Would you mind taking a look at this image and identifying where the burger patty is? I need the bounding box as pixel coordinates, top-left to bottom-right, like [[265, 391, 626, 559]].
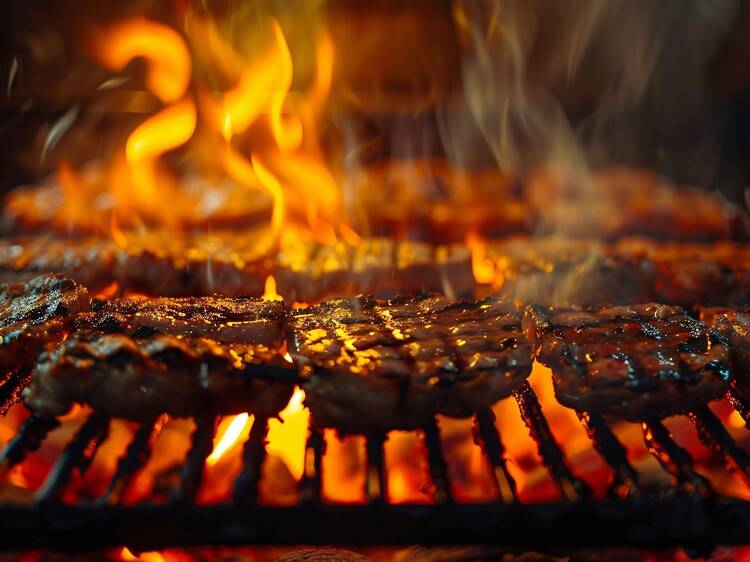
[[523, 303, 731, 420], [23, 296, 293, 421], [486, 236, 654, 306], [0, 274, 90, 373], [700, 307, 750, 399], [289, 294, 532, 433]]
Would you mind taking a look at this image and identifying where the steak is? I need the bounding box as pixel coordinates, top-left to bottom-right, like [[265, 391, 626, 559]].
[[614, 238, 750, 307], [523, 303, 731, 420], [275, 238, 475, 303], [0, 236, 116, 292], [528, 167, 750, 241], [289, 294, 532, 433], [700, 307, 750, 400], [486, 236, 654, 306], [23, 296, 293, 421], [0, 274, 90, 374]]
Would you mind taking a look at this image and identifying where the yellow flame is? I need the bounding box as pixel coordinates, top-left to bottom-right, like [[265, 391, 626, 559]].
[[126, 98, 197, 165], [262, 275, 282, 301], [266, 387, 308, 480], [467, 233, 496, 285], [120, 548, 167, 562], [88, 18, 191, 103], [206, 413, 253, 466]]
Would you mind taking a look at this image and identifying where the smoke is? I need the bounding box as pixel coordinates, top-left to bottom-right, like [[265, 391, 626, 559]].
[[442, 0, 740, 188]]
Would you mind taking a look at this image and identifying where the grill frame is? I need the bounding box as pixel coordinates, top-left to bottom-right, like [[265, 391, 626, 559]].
[[0, 372, 749, 553]]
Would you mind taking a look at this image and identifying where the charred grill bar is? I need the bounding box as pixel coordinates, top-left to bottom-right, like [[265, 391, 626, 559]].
[[0, 373, 749, 551]]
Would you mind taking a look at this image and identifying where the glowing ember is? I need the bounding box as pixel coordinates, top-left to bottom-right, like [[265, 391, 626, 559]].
[[206, 414, 253, 467]]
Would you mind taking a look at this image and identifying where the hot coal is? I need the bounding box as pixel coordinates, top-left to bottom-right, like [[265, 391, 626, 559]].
[[524, 303, 732, 421]]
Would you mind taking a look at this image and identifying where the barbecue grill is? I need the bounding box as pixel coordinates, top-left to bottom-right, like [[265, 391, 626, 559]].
[[3, 1, 750, 560], [1, 368, 749, 555]]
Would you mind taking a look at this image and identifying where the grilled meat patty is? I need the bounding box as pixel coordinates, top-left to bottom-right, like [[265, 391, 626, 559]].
[[275, 238, 474, 303], [24, 297, 293, 421], [485, 236, 654, 306], [614, 238, 750, 307], [289, 294, 532, 433], [0, 237, 116, 292], [700, 307, 750, 399], [0, 274, 89, 373], [523, 303, 731, 420]]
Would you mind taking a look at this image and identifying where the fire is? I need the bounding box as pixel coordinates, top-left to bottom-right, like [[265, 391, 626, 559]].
[[206, 413, 253, 467], [120, 547, 167, 562], [88, 19, 191, 104], [266, 387, 309, 480], [55, 10, 351, 251], [262, 275, 283, 301]]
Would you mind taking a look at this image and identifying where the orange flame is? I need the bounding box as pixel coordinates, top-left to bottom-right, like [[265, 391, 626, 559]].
[[262, 275, 283, 301], [266, 387, 308, 480], [206, 414, 253, 467], [88, 18, 191, 104]]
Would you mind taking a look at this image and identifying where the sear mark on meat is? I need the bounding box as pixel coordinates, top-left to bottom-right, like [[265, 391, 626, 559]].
[[23, 296, 292, 422], [523, 303, 731, 421], [0, 274, 89, 373], [700, 306, 750, 401], [289, 294, 532, 434]]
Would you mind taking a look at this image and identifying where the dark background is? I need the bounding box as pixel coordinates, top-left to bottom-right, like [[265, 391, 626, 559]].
[[0, 0, 749, 204]]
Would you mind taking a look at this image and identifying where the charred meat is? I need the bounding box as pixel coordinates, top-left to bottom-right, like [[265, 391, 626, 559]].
[[275, 238, 474, 303], [24, 296, 293, 421], [0, 237, 116, 292], [289, 294, 532, 433], [0, 274, 90, 373], [700, 307, 750, 399], [486, 236, 654, 306], [614, 238, 750, 307], [527, 167, 750, 241], [523, 303, 731, 420]]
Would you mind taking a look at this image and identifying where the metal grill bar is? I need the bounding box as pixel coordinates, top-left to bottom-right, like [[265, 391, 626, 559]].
[[642, 420, 713, 496], [689, 407, 750, 483], [472, 410, 516, 503], [300, 426, 324, 502], [576, 412, 640, 498], [233, 417, 269, 504], [35, 413, 110, 503], [422, 418, 453, 503], [365, 432, 386, 502], [0, 413, 59, 469], [512, 382, 591, 501], [171, 417, 216, 504], [99, 416, 167, 505], [727, 389, 750, 427], [0, 370, 31, 417]]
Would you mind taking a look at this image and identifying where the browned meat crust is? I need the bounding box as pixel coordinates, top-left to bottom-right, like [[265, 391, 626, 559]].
[[23, 296, 292, 421], [614, 238, 750, 307], [485, 236, 654, 306], [0, 237, 116, 292], [290, 294, 532, 433], [527, 167, 750, 241], [84, 296, 286, 346], [275, 238, 474, 303], [700, 307, 750, 399], [0, 275, 90, 372], [524, 303, 731, 421]]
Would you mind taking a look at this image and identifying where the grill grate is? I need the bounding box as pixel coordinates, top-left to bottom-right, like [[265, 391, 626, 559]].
[[0, 372, 750, 552]]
